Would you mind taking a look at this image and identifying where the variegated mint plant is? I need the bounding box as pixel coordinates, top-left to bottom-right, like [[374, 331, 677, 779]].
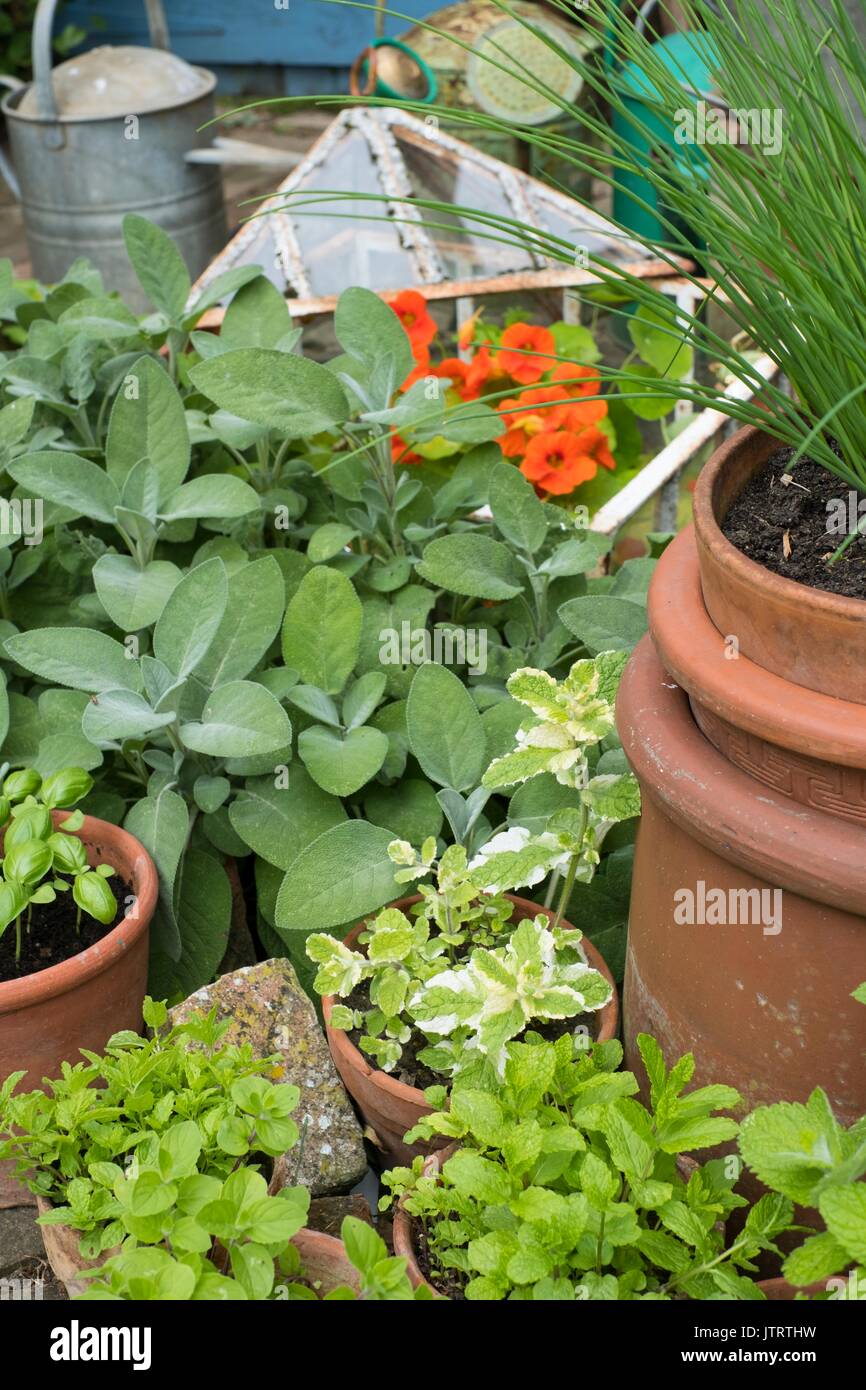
[[409, 914, 612, 1080], [306, 840, 610, 1085], [479, 651, 640, 927]]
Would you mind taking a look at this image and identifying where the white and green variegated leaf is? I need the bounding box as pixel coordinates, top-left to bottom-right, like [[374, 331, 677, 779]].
[[365, 909, 416, 964], [306, 933, 367, 997]]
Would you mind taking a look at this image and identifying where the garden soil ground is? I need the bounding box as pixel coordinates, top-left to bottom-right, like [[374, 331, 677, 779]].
[[722, 446, 866, 599]]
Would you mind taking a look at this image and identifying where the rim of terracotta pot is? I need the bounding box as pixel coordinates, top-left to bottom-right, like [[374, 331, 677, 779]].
[[392, 1149, 445, 1294], [291, 1228, 361, 1296], [649, 526, 866, 768], [0, 811, 157, 1017], [322, 893, 620, 1109], [692, 425, 866, 702], [618, 635, 866, 916]]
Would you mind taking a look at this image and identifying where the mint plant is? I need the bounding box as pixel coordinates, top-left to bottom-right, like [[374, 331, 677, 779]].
[[481, 651, 640, 927], [0, 998, 300, 1257], [79, 1212, 428, 1302], [0, 765, 115, 963], [308, 840, 612, 1084], [382, 1034, 794, 1301]]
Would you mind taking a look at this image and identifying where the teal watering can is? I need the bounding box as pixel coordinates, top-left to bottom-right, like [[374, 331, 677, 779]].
[[606, 1, 718, 245]]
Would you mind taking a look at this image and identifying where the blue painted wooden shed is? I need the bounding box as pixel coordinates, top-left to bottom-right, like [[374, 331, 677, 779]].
[[60, 0, 436, 94]]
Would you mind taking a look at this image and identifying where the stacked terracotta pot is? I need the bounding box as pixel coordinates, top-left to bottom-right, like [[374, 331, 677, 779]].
[[618, 426, 866, 1124]]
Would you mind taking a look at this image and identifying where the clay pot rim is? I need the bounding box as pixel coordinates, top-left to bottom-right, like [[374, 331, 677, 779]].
[[617, 636, 866, 915], [0, 812, 158, 1016], [322, 892, 620, 1109], [649, 527, 866, 767], [693, 424, 866, 623]]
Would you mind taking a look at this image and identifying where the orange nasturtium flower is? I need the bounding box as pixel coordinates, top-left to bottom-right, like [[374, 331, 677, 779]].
[[390, 289, 437, 352], [496, 322, 556, 385], [550, 361, 602, 395], [391, 432, 421, 465], [431, 357, 473, 400], [497, 386, 571, 457], [458, 306, 484, 350], [520, 426, 616, 496]]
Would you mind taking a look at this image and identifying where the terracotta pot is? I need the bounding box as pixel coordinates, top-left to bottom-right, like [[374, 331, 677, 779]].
[[35, 1195, 120, 1297], [618, 428, 866, 1135], [692, 424, 866, 703], [34, 1203, 360, 1300], [323, 894, 620, 1164], [290, 1228, 361, 1297], [619, 635, 866, 1128], [0, 813, 157, 1207], [757, 1277, 829, 1301], [392, 1149, 444, 1294]]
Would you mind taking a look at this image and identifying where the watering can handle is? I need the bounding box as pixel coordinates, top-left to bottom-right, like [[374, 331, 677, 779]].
[[32, 0, 171, 121], [0, 74, 24, 199]]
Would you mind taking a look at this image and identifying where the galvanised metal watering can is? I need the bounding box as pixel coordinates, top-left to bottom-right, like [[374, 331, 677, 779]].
[[0, 0, 229, 305]]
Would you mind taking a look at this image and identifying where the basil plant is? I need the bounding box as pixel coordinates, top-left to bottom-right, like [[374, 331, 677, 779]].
[[0, 765, 115, 963]]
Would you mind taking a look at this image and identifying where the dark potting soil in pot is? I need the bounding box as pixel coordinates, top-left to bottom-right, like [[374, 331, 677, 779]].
[[721, 446, 866, 599], [0, 883, 123, 983], [344, 980, 599, 1091], [415, 1222, 467, 1301]]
